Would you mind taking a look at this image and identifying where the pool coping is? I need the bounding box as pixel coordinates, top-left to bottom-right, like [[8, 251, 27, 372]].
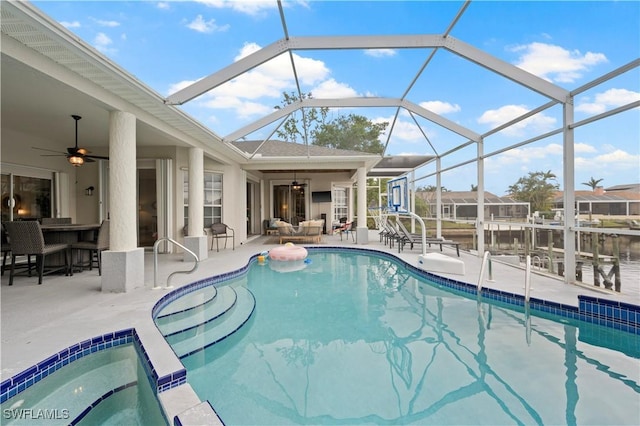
[[2, 246, 638, 425]]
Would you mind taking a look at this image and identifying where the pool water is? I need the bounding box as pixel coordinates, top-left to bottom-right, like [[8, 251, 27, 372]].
[[176, 251, 639, 425], [0, 344, 166, 426]]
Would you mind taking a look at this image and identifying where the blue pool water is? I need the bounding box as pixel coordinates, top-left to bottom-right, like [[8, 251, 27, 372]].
[[169, 251, 639, 425], [0, 344, 166, 425]]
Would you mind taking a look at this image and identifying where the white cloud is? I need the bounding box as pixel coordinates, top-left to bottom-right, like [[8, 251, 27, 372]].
[[365, 49, 397, 58], [373, 115, 435, 142], [419, 100, 461, 115], [574, 143, 597, 153], [311, 79, 358, 98], [61, 21, 81, 29], [93, 32, 116, 55], [576, 88, 640, 114], [94, 19, 120, 28], [235, 43, 329, 86], [510, 42, 607, 83], [202, 96, 273, 118], [477, 104, 556, 136], [186, 15, 230, 33], [194, 0, 279, 16], [575, 149, 640, 171], [157, 2, 170, 10]]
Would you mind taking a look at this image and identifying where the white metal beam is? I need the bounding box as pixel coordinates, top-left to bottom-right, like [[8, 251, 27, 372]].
[[223, 102, 298, 142], [443, 36, 569, 102], [224, 97, 482, 143], [166, 39, 290, 105], [166, 35, 446, 105], [402, 99, 481, 141]]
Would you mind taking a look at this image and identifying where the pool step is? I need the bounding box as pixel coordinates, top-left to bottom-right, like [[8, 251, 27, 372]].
[[170, 286, 255, 359], [1, 345, 137, 426], [156, 286, 217, 319], [156, 286, 237, 337]]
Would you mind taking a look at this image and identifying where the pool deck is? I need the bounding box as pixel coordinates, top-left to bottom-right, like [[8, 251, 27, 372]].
[[2, 230, 638, 419]]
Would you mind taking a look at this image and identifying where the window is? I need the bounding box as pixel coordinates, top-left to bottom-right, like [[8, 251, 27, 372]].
[[183, 171, 223, 228], [2, 173, 52, 222], [333, 187, 347, 222]]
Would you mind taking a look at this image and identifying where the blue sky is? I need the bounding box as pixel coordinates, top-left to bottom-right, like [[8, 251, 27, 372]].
[[34, 0, 640, 195]]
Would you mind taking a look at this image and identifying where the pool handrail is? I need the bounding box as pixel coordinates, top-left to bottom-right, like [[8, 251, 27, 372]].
[[153, 237, 199, 289], [478, 251, 533, 303]]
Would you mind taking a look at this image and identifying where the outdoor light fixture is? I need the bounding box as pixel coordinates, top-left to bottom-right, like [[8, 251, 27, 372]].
[[85, 186, 94, 196]]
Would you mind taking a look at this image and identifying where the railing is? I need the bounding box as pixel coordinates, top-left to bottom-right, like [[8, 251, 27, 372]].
[[478, 251, 533, 302], [398, 211, 427, 256], [477, 251, 493, 292], [152, 238, 199, 290]]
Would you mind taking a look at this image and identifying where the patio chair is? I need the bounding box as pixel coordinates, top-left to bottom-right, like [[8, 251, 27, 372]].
[[3, 220, 70, 285], [70, 220, 109, 275], [381, 220, 402, 248], [395, 219, 425, 252], [340, 220, 356, 242], [210, 223, 234, 251], [2, 224, 13, 276]]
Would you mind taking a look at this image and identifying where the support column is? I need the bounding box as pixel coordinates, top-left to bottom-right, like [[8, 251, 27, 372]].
[[102, 111, 144, 293], [436, 157, 442, 239], [563, 98, 576, 283], [184, 147, 208, 261], [356, 166, 368, 244], [477, 137, 485, 255]]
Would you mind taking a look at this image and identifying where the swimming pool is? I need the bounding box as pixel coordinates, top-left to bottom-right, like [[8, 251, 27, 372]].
[[160, 249, 640, 425], [0, 333, 169, 426]]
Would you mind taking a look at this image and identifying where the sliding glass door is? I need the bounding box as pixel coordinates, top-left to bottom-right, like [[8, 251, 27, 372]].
[[273, 184, 306, 225], [1, 173, 52, 222]]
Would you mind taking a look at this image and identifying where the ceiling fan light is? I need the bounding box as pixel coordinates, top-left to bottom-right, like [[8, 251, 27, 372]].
[[68, 155, 84, 166]]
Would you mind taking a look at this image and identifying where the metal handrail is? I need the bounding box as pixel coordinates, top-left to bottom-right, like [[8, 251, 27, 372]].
[[478, 251, 533, 302], [152, 238, 199, 290], [477, 251, 493, 292], [524, 254, 532, 302]]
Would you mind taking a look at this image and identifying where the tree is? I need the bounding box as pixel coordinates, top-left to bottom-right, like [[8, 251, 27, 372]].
[[416, 185, 449, 192], [508, 170, 559, 212], [274, 92, 328, 143], [582, 177, 603, 191], [313, 114, 387, 154], [274, 92, 387, 154]]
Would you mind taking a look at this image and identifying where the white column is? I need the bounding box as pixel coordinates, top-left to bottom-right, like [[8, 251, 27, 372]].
[[563, 98, 576, 283], [356, 166, 368, 244], [436, 157, 442, 239], [102, 111, 144, 292], [477, 137, 485, 255], [184, 147, 208, 261]]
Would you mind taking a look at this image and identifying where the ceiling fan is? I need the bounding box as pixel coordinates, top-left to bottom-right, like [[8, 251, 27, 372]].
[[33, 115, 108, 167], [291, 171, 307, 190]]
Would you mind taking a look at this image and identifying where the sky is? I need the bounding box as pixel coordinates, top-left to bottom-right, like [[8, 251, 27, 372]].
[[33, 0, 640, 195]]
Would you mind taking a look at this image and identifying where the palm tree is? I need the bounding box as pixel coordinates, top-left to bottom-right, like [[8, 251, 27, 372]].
[[582, 177, 603, 191]]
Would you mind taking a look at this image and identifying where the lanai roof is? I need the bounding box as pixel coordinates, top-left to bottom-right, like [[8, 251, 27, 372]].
[[1, 1, 638, 185]]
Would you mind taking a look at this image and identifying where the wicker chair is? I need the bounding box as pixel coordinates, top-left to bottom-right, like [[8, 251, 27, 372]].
[[210, 223, 234, 251], [70, 220, 109, 275], [3, 221, 70, 285]]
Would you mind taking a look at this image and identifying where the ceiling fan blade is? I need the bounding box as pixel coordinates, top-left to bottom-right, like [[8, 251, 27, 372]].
[[40, 154, 67, 157], [33, 146, 66, 154], [85, 155, 108, 160], [84, 157, 96, 163]]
